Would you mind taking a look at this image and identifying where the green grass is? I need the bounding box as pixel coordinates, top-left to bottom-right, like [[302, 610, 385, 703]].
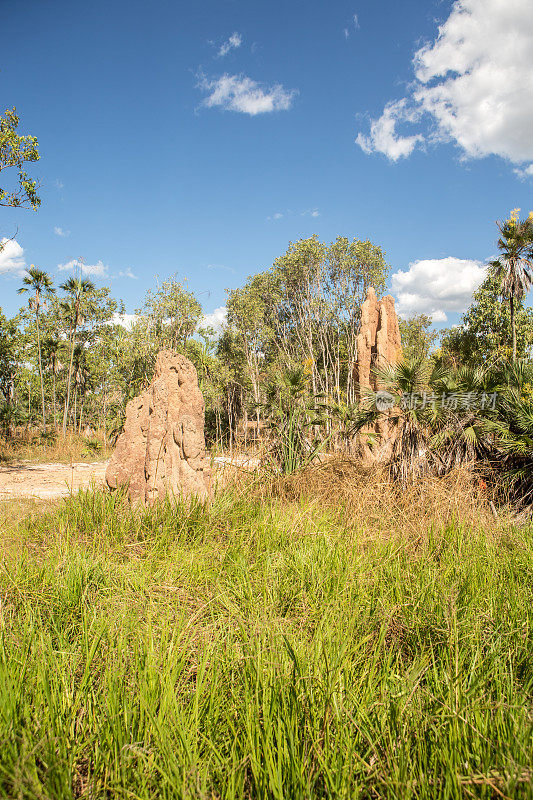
[[0, 487, 532, 798]]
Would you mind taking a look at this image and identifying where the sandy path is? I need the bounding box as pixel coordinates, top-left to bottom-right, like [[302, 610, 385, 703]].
[[0, 454, 261, 502], [0, 461, 109, 500]]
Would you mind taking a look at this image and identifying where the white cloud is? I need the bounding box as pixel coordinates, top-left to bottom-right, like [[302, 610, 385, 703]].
[[356, 100, 424, 161], [356, 0, 533, 169], [58, 258, 108, 277], [198, 73, 296, 115], [268, 208, 320, 220], [344, 14, 360, 38], [53, 179, 64, 189], [514, 164, 533, 180], [199, 306, 227, 333], [0, 238, 26, 276], [217, 32, 242, 57], [391, 256, 487, 321], [54, 226, 70, 237], [118, 267, 138, 279]]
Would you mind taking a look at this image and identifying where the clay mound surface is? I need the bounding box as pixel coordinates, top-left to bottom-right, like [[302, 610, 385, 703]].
[[106, 351, 212, 503], [354, 287, 403, 461]]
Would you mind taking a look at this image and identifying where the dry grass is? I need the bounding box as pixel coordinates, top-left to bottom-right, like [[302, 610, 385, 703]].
[[247, 457, 504, 541], [0, 429, 109, 465]]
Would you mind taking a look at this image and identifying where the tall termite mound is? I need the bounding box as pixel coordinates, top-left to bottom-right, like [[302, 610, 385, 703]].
[[354, 287, 402, 457], [106, 351, 212, 503]]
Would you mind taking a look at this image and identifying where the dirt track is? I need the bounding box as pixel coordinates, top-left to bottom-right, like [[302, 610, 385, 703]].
[[0, 456, 260, 501], [0, 461, 109, 500]]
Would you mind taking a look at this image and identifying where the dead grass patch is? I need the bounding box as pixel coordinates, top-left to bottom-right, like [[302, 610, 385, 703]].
[[243, 458, 504, 541]]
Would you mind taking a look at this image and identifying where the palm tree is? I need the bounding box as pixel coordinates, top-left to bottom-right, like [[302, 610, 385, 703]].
[[42, 336, 61, 430], [17, 266, 55, 428], [481, 358, 533, 501], [59, 276, 95, 435], [368, 358, 436, 482], [490, 210, 533, 362], [71, 341, 91, 432]]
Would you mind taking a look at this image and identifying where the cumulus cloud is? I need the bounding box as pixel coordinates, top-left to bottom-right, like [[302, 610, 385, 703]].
[[199, 306, 227, 333], [217, 32, 242, 57], [356, 0, 533, 169], [58, 258, 108, 277], [356, 100, 424, 161], [0, 238, 26, 276], [54, 226, 70, 237], [198, 72, 296, 115], [391, 256, 487, 321]]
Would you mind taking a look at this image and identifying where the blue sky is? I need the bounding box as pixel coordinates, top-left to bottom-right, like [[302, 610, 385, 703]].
[[1, 0, 532, 328]]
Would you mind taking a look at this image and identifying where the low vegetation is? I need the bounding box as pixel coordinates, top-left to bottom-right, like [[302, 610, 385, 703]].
[[0, 470, 532, 799]]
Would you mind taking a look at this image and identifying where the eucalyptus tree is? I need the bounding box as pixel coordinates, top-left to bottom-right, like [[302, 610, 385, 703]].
[[17, 266, 55, 427], [442, 269, 533, 366], [0, 310, 19, 416], [226, 272, 273, 433], [399, 314, 438, 363], [0, 107, 40, 212], [490, 209, 533, 361], [271, 236, 326, 395], [223, 235, 390, 440], [326, 236, 389, 402], [59, 276, 96, 434], [141, 276, 202, 351], [270, 235, 389, 403]]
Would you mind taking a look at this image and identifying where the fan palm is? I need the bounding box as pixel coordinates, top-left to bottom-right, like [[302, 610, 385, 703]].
[[490, 211, 533, 361], [17, 266, 55, 427], [484, 359, 533, 500], [59, 276, 95, 435], [429, 362, 498, 472], [263, 367, 332, 474], [368, 358, 500, 481], [366, 358, 437, 481]]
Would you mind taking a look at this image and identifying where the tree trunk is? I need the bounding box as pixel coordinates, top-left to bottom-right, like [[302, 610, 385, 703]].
[[52, 369, 57, 430], [62, 322, 77, 435], [510, 294, 516, 362], [36, 311, 46, 429]]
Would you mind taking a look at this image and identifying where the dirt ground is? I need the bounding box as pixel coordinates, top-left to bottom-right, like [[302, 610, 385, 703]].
[[0, 461, 109, 501], [0, 455, 260, 501]]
